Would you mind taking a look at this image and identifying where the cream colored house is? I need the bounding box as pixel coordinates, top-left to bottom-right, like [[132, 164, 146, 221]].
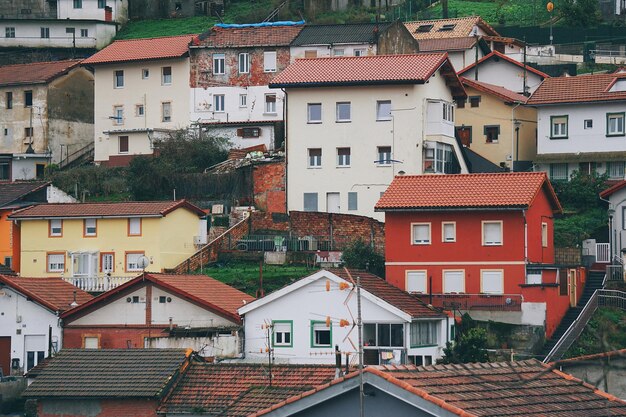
[[270, 54, 467, 221], [82, 35, 195, 166], [455, 77, 537, 171]]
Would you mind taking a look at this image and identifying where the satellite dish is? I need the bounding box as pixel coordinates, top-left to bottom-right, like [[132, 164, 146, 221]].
[[137, 256, 150, 270]]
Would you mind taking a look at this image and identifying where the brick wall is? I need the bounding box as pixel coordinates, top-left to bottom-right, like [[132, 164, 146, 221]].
[[252, 162, 286, 213], [63, 326, 169, 349], [37, 398, 159, 417]]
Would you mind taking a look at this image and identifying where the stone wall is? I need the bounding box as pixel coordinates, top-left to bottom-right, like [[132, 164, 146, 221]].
[[252, 161, 285, 213]]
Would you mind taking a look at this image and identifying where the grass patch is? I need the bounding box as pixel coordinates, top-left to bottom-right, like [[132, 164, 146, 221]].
[[563, 307, 626, 359], [116, 16, 218, 39], [424, 0, 551, 26]]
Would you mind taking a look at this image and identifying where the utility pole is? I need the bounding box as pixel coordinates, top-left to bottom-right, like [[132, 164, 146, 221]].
[[357, 275, 364, 417]]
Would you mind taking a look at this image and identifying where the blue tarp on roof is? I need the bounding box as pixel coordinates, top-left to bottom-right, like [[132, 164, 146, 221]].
[[214, 20, 305, 29]]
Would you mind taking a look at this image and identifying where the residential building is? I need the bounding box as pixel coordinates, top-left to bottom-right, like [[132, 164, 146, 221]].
[[61, 273, 254, 357], [23, 348, 192, 417], [527, 73, 626, 182], [290, 22, 391, 61], [0, 0, 125, 49], [0, 275, 92, 375], [0, 181, 75, 273], [455, 77, 537, 171], [188, 22, 304, 151], [129, 0, 224, 20], [0, 60, 94, 165], [375, 172, 580, 339], [239, 269, 451, 366], [8, 200, 207, 285], [83, 35, 195, 166], [458, 51, 549, 95], [599, 180, 626, 263], [270, 54, 467, 220]]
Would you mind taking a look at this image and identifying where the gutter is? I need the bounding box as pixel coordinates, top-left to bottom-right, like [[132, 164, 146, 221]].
[[375, 206, 528, 213]]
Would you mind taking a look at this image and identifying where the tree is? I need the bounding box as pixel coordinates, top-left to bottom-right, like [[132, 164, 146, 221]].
[[559, 0, 601, 27], [341, 238, 385, 277], [440, 327, 490, 364]]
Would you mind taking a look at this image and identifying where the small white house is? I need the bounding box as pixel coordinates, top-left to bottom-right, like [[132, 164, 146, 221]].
[[238, 269, 451, 366], [0, 275, 92, 376]]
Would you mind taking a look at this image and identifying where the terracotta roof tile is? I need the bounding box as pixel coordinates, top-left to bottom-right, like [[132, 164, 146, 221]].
[[375, 172, 562, 212], [458, 51, 549, 79], [291, 22, 392, 46], [0, 275, 92, 312], [404, 16, 499, 40], [159, 363, 337, 415], [9, 199, 205, 219], [0, 181, 49, 207], [527, 73, 626, 105], [600, 180, 626, 198], [81, 35, 195, 65], [0, 60, 82, 86], [461, 77, 528, 103], [270, 53, 449, 87], [193, 24, 303, 48], [417, 37, 477, 51]]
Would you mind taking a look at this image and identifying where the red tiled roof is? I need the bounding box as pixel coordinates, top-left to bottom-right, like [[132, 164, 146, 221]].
[[159, 363, 338, 415], [327, 269, 444, 318], [254, 360, 626, 417], [81, 35, 195, 65], [375, 172, 562, 212], [461, 77, 527, 103], [404, 16, 499, 40], [193, 24, 303, 48], [0, 181, 49, 207], [527, 73, 626, 105], [9, 199, 205, 219], [0, 60, 82, 87], [270, 53, 450, 86], [482, 35, 525, 47], [600, 180, 626, 198], [417, 37, 477, 51], [458, 51, 549, 79], [0, 275, 92, 312], [62, 273, 254, 324]]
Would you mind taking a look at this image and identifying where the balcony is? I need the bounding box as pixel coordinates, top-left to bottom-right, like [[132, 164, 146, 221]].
[[413, 293, 524, 312], [64, 275, 134, 293]]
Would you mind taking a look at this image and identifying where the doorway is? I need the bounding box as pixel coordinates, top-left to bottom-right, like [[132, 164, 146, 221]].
[[326, 192, 340, 213]]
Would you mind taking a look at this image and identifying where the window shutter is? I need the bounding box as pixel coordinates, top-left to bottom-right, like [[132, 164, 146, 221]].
[[236, 128, 244, 137], [481, 271, 503, 294], [407, 271, 427, 293], [483, 222, 501, 244], [443, 271, 464, 293]]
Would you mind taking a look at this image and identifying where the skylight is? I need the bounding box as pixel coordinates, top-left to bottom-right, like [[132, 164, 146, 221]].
[[416, 24, 434, 32], [439, 24, 456, 31]]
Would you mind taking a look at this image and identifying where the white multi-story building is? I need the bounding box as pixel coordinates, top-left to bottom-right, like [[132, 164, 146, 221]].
[[270, 54, 468, 221]]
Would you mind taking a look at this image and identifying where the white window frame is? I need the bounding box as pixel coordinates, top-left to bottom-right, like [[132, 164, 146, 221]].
[[113, 106, 124, 125], [336, 102, 351, 122], [377, 146, 391, 165], [239, 94, 247, 108], [126, 252, 144, 272], [128, 217, 141, 236], [482, 221, 503, 246], [114, 70, 124, 88], [337, 147, 351, 167], [265, 94, 277, 114], [161, 66, 172, 85], [607, 113, 625, 136], [308, 148, 322, 168], [136, 104, 144, 117], [411, 223, 431, 245], [406, 270, 427, 293], [49, 219, 62, 236], [213, 94, 225, 113], [213, 53, 225, 75], [307, 103, 322, 123], [480, 270, 504, 294], [550, 115, 568, 138], [101, 253, 114, 273], [162, 102, 172, 122], [442, 222, 456, 243], [333, 48, 344, 56], [354, 49, 366, 56], [142, 68, 150, 79], [443, 270, 465, 293], [376, 100, 392, 121], [80, 28, 88, 38], [584, 119, 593, 129], [47, 253, 65, 272], [264, 51, 277, 72], [238, 53, 250, 74], [542, 222, 548, 247], [272, 321, 292, 347], [84, 218, 97, 236]]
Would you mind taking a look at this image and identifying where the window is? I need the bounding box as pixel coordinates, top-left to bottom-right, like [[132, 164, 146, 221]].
[[416, 24, 434, 32], [308, 148, 322, 167], [47, 253, 65, 272], [443, 102, 454, 122], [113, 105, 123, 125], [303, 193, 318, 212], [114, 70, 124, 88], [213, 54, 225, 74], [307, 103, 322, 123], [482, 221, 503, 246], [24, 90, 32, 107], [443, 270, 465, 293], [162, 102, 172, 122], [98, 0, 107, 8], [24, 127, 33, 138], [333, 49, 344, 56], [348, 192, 358, 211], [481, 270, 504, 294], [579, 162, 596, 175], [142, 69, 149, 79], [238, 53, 250, 73], [239, 94, 247, 107], [213, 94, 225, 112], [607, 162, 625, 179], [272, 321, 292, 347], [304, 50, 317, 58], [4, 256, 11, 269], [84, 219, 97, 237], [49, 219, 62, 237], [484, 125, 500, 143], [0, 161, 9, 180], [377, 146, 391, 165], [439, 23, 456, 31], [469, 96, 480, 108], [363, 323, 403, 347], [410, 321, 438, 347], [336, 102, 351, 122], [80, 29, 88, 38], [376, 100, 392, 121], [550, 163, 568, 181], [337, 147, 350, 167], [442, 222, 456, 242], [237, 127, 260, 138], [119, 136, 129, 153], [66, 27, 75, 35], [162, 66, 172, 85], [264, 51, 277, 72], [5, 27, 15, 38], [550, 115, 568, 138], [406, 271, 427, 293], [126, 252, 144, 272], [412, 223, 431, 245], [84, 337, 99, 349], [354, 49, 366, 56], [73, 0, 82, 8], [607, 112, 625, 136], [584, 119, 593, 129], [128, 217, 141, 236], [423, 142, 459, 174], [6, 92, 12, 109], [527, 268, 542, 285], [101, 253, 114, 273], [455, 98, 466, 108], [311, 321, 332, 347], [136, 104, 144, 117], [542, 222, 548, 247], [40, 27, 50, 38], [265, 94, 276, 114]]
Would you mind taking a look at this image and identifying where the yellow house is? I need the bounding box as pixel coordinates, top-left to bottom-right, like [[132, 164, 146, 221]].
[[9, 200, 207, 286], [455, 77, 538, 171]]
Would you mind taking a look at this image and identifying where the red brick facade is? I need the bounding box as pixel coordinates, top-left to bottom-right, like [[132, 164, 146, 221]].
[[37, 398, 159, 417], [252, 162, 285, 213], [63, 326, 169, 349]]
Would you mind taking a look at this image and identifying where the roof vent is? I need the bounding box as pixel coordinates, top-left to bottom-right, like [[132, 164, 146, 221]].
[[416, 24, 433, 32], [439, 24, 456, 31]]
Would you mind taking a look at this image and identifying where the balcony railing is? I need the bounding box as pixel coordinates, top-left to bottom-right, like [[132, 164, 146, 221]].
[[64, 275, 133, 292], [412, 293, 524, 312]]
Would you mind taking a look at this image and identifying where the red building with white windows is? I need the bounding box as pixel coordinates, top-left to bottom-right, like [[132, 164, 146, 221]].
[[376, 172, 583, 338]]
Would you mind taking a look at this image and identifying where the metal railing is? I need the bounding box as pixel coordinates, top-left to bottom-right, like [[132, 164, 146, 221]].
[[596, 243, 610, 263], [59, 141, 94, 169], [64, 275, 133, 292], [233, 234, 339, 252], [606, 265, 625, 282], [412, 293, 524, 312]]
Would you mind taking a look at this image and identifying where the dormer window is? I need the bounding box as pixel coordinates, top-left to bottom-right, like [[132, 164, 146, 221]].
[[439, 24, 456, 31], [416, 24, 433, 32]]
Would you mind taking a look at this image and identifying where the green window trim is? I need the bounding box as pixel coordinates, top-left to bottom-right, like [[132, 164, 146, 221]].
[[271, 320, 293, 348], [409, 343, 439, 348], [550, 115, 569, 139], [310, 320, 333, 348], [606, 112, 626, 137]]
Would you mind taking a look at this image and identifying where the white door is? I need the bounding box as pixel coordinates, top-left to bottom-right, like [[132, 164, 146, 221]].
[[327, 193, 340, 213]]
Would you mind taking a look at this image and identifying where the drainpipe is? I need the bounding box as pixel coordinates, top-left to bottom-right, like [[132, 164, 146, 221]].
[[599, 194, 614, 263], [282, 88, 288, 213], [523, 209, 528, 281], [511, 102, 521, 172]]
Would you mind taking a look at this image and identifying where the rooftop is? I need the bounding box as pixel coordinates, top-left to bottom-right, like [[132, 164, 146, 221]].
[[458, 51, 549, 79], [291, 22, 392, 46], [417, 37, 477, 52], [461, 77, 528, 103], [0, 275, 92, 313], [81, 35, 195, 65], [600, 180, 626, 199], [0, 60, 82, 87], [0, 181, 49, 208], [375, 172, 562, 212], [404, 16, 499, 40], [527, 73, 626, 105], [193, 23, 303, 48]]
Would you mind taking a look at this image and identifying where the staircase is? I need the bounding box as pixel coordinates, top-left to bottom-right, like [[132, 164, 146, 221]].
[[540, 270, 605, 358], [58, 142, 94, 170]]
